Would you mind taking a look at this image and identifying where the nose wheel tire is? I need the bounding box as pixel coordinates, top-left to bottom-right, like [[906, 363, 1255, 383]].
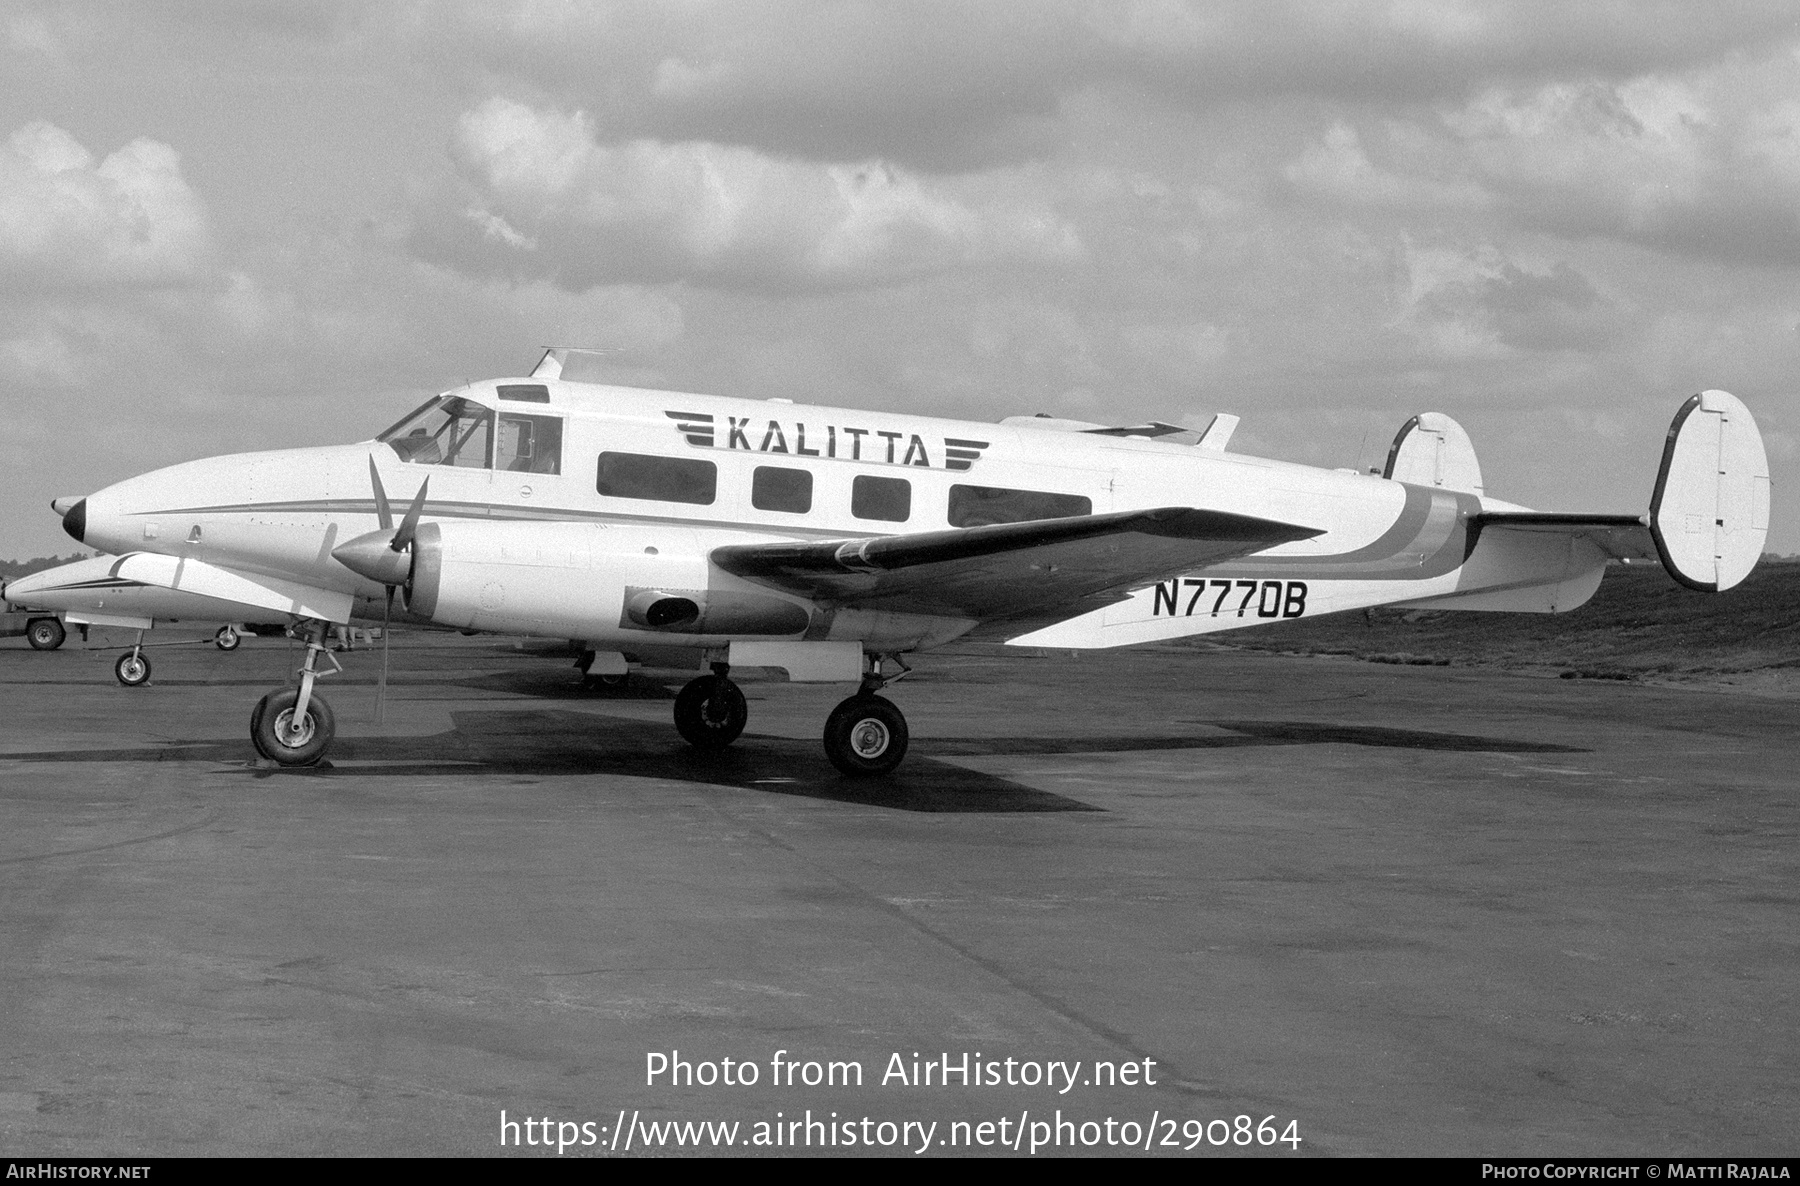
[[250, 688, 335, 766], [114, 652, 151, 687], [823, 694, 908, 776], [27, 618, 66, 650], [674, 675, 747, 750], [214, 626, 242, 651]]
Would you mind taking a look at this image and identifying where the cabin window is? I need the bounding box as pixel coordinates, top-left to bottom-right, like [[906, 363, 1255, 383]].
[[597, 452, 717, 505], [497, 384, 550, 403], [380, 395, 493, 468], [947, 484, 1091, 527], [497, 413, 563, 475], [752, 466, 813, 514], [851, 475, 911, 522]]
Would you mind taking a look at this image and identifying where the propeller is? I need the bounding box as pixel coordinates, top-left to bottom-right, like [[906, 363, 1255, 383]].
[[332, 457, 430, 726], [333, 459, 429, 590]]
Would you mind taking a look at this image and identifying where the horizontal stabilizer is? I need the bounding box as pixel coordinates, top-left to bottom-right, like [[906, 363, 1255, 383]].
[[1470, 511, 1658, 563], [712, 507, 1320, 620], [1466, 390, 1768, 593]]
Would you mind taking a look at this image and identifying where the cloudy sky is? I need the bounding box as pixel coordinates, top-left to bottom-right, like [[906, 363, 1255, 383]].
[[2, 0, 1797, 562]]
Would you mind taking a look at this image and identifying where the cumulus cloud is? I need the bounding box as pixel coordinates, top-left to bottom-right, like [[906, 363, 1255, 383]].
[[1090, 0, 1799, 103], [390, 0, 1798, 172], [1284, 122, 1491, 210], [0, 121, 211, 289], [1395, 241, 1628, 357], [414, 98, 1082, 292], [1446, 75, 1800, 262], [1280, 52, 1800, 267]]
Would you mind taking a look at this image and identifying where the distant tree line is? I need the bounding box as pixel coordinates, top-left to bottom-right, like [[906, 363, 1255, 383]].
[[0, 553, 95, 582]]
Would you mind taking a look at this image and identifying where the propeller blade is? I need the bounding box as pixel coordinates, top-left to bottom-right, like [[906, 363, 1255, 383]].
[[392, 476, 430, 554], [368, 457, 394, 532]]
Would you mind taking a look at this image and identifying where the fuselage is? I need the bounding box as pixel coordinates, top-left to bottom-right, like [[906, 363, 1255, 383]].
[[54, 375, 1557, 655]]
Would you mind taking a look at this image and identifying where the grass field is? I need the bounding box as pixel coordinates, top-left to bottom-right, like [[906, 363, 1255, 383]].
[[1209, 561, 1800, 688]]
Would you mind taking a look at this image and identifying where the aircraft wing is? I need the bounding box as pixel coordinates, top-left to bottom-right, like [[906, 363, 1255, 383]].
[[711, 507, 1321, 620], [1471, 512, 1659, 562], [10, 551, 357, 626]]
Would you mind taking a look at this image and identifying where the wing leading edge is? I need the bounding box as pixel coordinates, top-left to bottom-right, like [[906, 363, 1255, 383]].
[[711, 507, 1321, 620]]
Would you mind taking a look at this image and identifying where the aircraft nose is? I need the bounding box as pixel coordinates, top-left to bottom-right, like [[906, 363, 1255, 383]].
[[59, 498, 87, 543]]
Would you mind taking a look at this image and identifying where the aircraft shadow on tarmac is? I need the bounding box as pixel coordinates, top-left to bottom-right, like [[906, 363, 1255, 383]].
[[1, 709, 1586, 814]]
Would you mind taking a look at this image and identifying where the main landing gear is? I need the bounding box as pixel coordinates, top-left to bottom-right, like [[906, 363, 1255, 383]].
[[251, 620, 339, 767], [672, 654, 912, 777], [674, 662, 748, 749], [823, 690, 908, 777], [26, 617, 65, 650]]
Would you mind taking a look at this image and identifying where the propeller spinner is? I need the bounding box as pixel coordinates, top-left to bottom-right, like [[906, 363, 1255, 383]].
[[332, 458, 429, 591]]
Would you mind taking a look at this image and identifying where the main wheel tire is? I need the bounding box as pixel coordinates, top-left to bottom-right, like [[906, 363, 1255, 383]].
[[27, 618, 66, 650], [673, 675, 747, 750], [823, 694, 909, 776], [249, 695, 272, 760], [214, 626, 241, 651], [114, 652, 151, 687], [250, 688, 335, 767]]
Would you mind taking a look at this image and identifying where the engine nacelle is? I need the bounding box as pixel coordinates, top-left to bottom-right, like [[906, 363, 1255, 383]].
[[405, 520, 814, 642]]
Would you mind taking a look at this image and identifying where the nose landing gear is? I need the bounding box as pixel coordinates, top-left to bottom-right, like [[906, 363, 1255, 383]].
[[114, 636, 151, 687], [251, 620, 339, 766]]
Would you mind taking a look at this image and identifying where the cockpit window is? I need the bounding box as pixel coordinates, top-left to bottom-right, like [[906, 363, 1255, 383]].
[[497, 413, 563, 474], [380, 395, 494, 468]]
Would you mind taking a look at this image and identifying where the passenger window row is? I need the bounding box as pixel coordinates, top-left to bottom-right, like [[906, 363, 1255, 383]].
[[595, 452, 1092, 527]]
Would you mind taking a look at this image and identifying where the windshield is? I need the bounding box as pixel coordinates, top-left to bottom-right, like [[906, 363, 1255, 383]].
[[379, 395, 494, 468]]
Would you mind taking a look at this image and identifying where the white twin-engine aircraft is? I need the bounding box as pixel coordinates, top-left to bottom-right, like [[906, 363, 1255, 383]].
[[10, 349, 1770, 775]]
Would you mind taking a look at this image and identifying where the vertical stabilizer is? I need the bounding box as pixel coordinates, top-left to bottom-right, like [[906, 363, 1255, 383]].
[[1383, 413, 1485, 495], [1650, 390, 1769, 591], [529, 349, 565, 380]]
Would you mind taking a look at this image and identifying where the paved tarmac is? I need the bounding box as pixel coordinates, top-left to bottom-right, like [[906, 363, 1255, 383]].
[[1, 630, 1795, 1157]]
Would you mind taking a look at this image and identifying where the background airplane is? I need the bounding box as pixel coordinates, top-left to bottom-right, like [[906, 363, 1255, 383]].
[[8, 350, 1769, 774], [1, 552, 301, 683]]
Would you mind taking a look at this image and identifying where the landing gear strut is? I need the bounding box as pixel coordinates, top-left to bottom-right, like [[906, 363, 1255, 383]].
[[251, 620, 339, 766], [822, 654, 910, 777], [674, 661, 747, 750]]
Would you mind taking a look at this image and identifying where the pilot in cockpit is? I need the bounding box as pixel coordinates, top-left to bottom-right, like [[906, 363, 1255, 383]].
[[398, 427, 442, 465]]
